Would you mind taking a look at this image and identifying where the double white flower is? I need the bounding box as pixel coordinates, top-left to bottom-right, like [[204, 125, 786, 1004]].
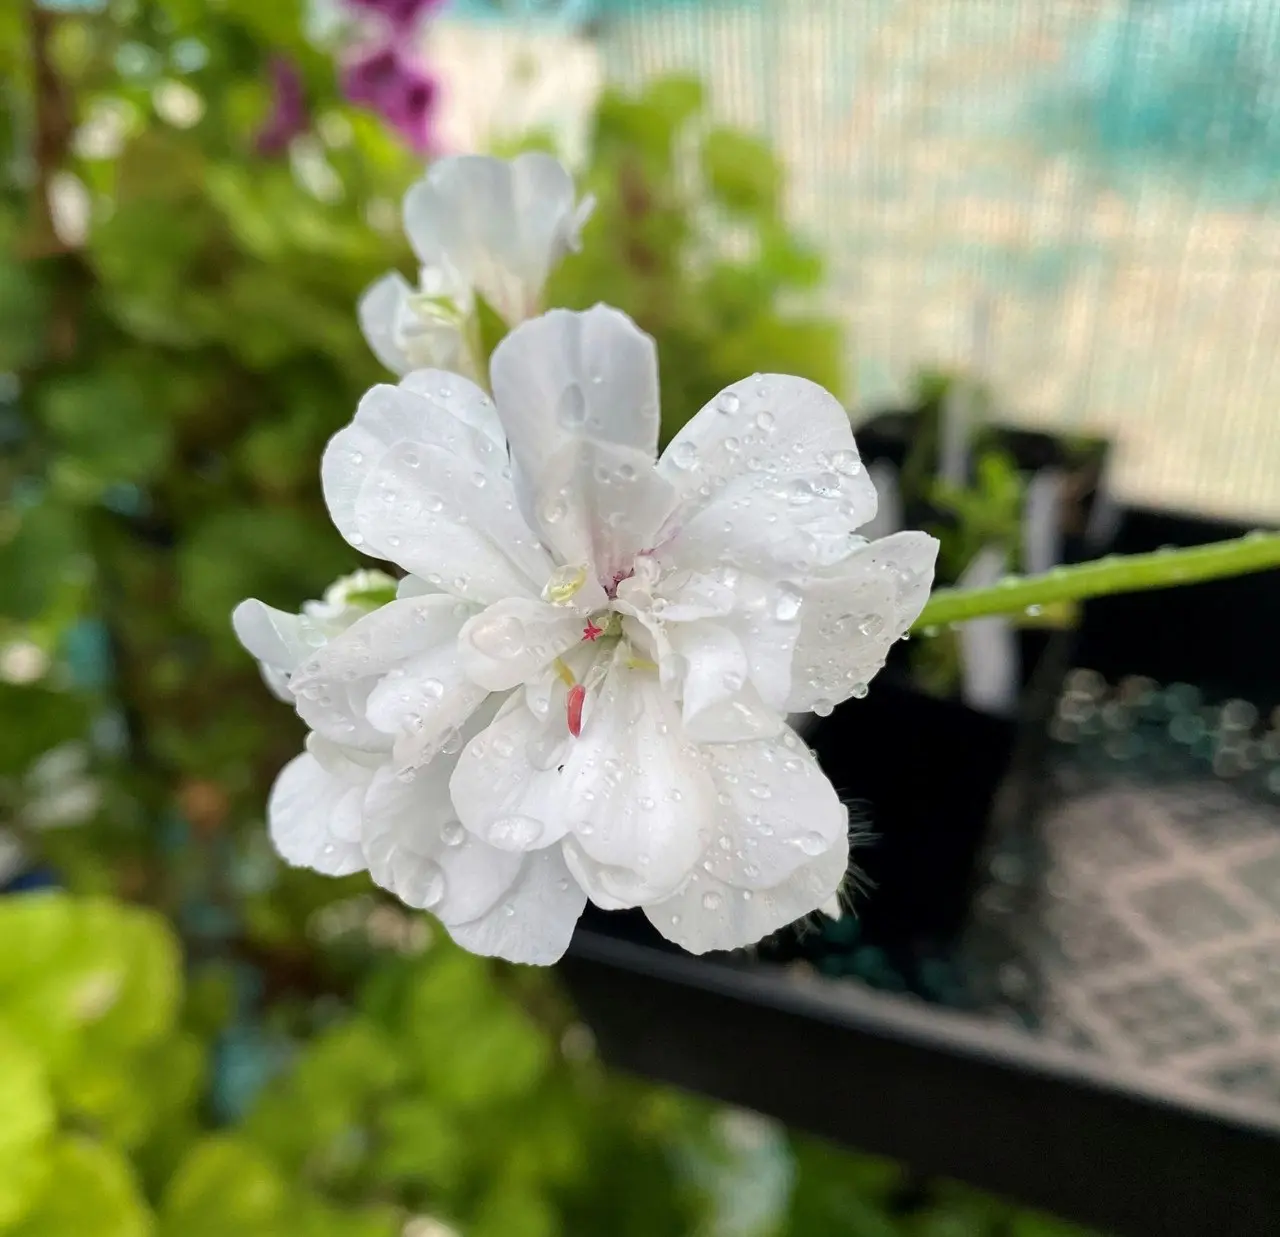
[[235, 156, 938, 965], [358, 152, 594, 383]]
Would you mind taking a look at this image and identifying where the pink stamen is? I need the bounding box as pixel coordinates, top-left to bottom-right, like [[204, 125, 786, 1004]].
[[567, 683, 586, 737], [582, 619, 604, 642]]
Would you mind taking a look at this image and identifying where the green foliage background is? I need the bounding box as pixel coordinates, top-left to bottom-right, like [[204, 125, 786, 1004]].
[[0, 2, 1097, 1235]]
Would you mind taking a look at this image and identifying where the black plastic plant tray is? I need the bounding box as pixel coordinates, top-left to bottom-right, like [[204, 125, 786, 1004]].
[[560, 930, 1280, 1237], [561, 504, 1280, 1237]]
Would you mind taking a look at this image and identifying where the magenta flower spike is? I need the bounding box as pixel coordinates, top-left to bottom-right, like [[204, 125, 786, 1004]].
[[341, 43, 439, 154], [256, 56, 309, 156]]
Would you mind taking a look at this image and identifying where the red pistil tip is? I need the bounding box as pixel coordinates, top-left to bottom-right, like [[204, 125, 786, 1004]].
[[582, 619, 604, 642], [567, 683, 586, 737]]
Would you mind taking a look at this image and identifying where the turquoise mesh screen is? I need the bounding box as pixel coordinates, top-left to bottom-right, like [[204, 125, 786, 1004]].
[[448, 1, 1280, 521]]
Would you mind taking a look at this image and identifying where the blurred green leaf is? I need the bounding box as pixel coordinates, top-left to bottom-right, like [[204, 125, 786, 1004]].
[[702, 128, 782, 217], [0, 1025, 55, 1230], [10, 1137, 152, 1237], [0, 503, 84, 623]]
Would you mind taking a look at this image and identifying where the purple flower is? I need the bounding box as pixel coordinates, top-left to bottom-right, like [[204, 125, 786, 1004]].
[[341, 44, 439, 154], [344, 0, 446, 35], [256, 56, 309, 156]]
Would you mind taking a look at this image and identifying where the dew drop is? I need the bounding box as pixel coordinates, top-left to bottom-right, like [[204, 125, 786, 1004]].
[[470, 613, 526, 659], [441, 820, 465, 847], [717, 391, 741, 415], [717, 835, 733, 851], [639, 796, 655, 811], [349, 450, 364, 464], [755, 410, 775, 432], [787, 478, 816, 505], [671, 441, 699, 471], [702, 890, 724, 911], [350, 533, 365, 546], [439, 727, 463, 755], [472, 471, 487, 488], [797, 831, 827, 856], [557, 384, 588, 429], [422, 678, 444, 700], [425, 494, 444, 514], [492, 733, 515, 758], [774, 583, 803, 622], [724, 436, 741, 455], [857, 613, 885, 637], [813, 698, 835, 717], [748, 783, 773, 800], [407, 862, 445, 909], [831, 448, 861, 475], [487, 815, 543, 849], [850, 681, 869, 700]]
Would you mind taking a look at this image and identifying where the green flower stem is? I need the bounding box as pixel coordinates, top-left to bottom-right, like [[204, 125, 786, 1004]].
[[913, 530, 1280, 631]]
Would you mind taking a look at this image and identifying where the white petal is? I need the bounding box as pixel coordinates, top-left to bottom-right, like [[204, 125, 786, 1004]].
[[403, 153, 581, 322], [232, 599, 320, 676], [290, 594, 479, 755], [357, 272, 416, 375], [528, 439, 675, 589], [321, 378, 508, 548], [397, 369, 505, 453], [445, 845, 587, 966], [352, 441, 554, 605], [666, 621, 784, 743], [450, 689, 575, 853], [363, 756, 522, 921], [785, 530, 939, 712], [700, 727, 848, 889], [645, 830, 850, 955], [451, 659, 711, 905], [490, 307, 662, 552], [266, 742, 371, 876], [457, 598, 583, 692], [656, 375, 877, 578]]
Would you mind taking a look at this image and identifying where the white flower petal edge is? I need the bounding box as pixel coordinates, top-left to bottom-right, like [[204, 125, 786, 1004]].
[[359, 153, 593, 378], [239, 305, 939, 965]]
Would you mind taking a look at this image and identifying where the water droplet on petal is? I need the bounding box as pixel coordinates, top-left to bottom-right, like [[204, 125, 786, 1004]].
[[850, 681, 869, 700], [724, 436, 741, 455], [487, 815, 543, 849], [755, 410, 775, 432], [813, 698, 835, 717], [748, 783, 772, 800], [671, 441, 698, 471], [350, 533, 365, 546], [492, 733, 515, 759], [470, 613, 526, 659], [557, 384, 588, 429], [406, 861, 445, 908], [702, 890, 724, 911], [857, 613, 885, 637], [425, 494, 444, 513], [831, 448, 861, 475], [797, 831, 827, 856], [441, 821, 465, 847], [349, 450, 364, 464], [787, 478, 816, 505], [773, 584, 803, 622], [717, 391, 741, 415]]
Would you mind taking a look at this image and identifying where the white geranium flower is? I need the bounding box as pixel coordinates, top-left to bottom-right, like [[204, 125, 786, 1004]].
[[262, 304, 937, 964], [358, 153, 594, 381]]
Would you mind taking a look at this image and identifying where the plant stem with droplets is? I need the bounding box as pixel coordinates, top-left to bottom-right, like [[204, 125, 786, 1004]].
[[912, 531, 1280, 631]]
